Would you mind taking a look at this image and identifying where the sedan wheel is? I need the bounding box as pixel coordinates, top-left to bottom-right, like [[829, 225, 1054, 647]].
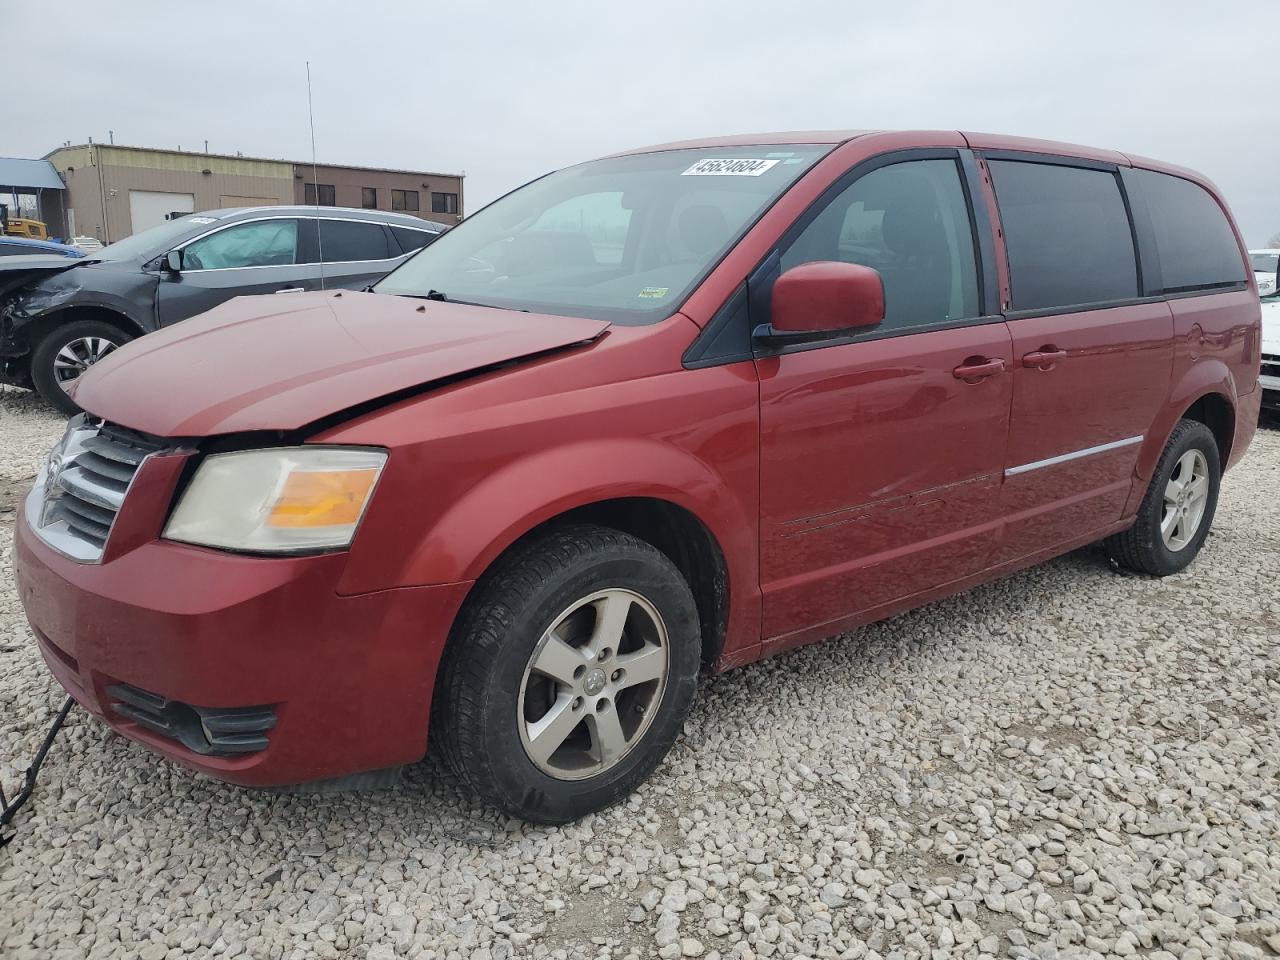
[[53, 336, 120, 390], [31, 319, 135, 416]]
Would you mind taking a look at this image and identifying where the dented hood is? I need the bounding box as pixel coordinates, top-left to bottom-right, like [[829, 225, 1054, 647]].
[[72, 290, 609, 437]]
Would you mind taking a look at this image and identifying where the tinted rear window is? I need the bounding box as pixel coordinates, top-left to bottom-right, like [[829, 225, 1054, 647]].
[[318, 219, 391, 262], [1129, 169, 1247, 293], [989, 160, 1138, 311]]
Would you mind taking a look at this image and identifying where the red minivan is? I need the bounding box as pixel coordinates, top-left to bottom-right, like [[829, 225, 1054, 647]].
[[15, 131, 1262, 822]]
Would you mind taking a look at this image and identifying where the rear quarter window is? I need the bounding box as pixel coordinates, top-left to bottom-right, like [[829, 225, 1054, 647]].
[[391, 225, 438, 254], [989, 159, 1138, 312], [1127, 169, 1247, 293]]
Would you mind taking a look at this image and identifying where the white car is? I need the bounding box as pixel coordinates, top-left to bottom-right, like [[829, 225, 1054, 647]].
[[1252, 248, 1278, 298], [69, 235, 104, 254], [1263, 293, 1280, 414]]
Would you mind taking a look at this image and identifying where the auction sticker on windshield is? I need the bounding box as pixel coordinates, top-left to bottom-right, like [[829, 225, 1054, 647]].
[[681, 158, 781, 177]]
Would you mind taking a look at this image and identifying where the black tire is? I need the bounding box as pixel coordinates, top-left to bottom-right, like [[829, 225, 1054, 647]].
[[433, 524, 701, 824], [30, 319, 133, 416], [1105, 419, 1221, 576]]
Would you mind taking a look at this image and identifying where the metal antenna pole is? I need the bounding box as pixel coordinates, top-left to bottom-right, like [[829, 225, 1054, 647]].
[[307, 61, 326, 290]]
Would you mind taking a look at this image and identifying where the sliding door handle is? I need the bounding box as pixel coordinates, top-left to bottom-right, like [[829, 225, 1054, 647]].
[[1022, 348, 1067, 370]]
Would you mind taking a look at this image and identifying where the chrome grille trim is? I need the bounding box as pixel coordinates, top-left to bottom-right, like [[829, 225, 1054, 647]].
[[25, 416, 173, 563]]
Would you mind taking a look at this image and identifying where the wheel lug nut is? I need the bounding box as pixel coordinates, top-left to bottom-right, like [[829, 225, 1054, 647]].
[[611, 669, 622, 682], [572, 696, 583, 711]]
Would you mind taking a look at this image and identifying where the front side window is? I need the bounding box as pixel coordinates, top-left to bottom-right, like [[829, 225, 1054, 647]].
[[1131, 170, 1246, 293], [989, 160, 1137, 311], [317, 219, 391, 262], [392, 189, 420, 212], [779, 158, 980, 331], [362, 187, 377, 209], [182, 219, 298, 270], [432, 191, 459, 214], [375, 145, 830, 325]]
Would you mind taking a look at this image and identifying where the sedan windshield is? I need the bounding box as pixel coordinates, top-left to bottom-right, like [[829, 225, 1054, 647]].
[[1251, 252, 1278, 274], [95, 215, 223, 262], [374, 145, 831, 324]]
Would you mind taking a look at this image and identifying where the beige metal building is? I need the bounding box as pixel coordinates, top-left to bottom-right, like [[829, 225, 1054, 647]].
[[43, 143, 463, 243]]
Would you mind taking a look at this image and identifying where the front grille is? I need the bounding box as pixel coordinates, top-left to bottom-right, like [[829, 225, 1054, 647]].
[[1262, 353, 1280, 380], [107, 683, 278, 756], [28, 417, 169, 561]]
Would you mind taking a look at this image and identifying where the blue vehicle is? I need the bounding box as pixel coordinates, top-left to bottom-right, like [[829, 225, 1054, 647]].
[[0, 236, 84, 258]]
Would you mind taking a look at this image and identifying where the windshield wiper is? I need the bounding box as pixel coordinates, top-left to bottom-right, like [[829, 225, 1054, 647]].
[[425, 289, 448, 301]]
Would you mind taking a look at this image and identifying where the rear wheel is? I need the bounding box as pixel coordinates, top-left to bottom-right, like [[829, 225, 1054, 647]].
[[434, 525, 701, 823], [1105, 419, 1220, 576], [30, 319, 132, 416]]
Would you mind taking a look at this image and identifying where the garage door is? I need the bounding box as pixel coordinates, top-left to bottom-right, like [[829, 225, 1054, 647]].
[[128, 190, 195, 234]]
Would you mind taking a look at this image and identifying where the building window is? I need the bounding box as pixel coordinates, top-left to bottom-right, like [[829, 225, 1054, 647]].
[[432, 192, 459, 215], [392, 189, 419, 212], [304, 182, 336, 206], [362, 187, 377, 209]]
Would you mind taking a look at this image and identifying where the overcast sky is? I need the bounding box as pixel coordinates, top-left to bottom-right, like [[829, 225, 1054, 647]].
[[6, 0, 1277, 245]]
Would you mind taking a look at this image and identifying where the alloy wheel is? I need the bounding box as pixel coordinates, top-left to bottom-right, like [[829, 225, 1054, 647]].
[[1161, 449, 1210, 552], [517, 588, 670, 781], [53, 336, 119, 391]]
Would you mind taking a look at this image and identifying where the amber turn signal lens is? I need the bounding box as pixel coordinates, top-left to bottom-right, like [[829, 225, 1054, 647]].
[[268, 468, 380, 528]]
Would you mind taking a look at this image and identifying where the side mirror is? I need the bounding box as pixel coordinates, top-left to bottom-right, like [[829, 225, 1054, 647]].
[[163, 250, 183, 273], [757, 261, 885, 347]]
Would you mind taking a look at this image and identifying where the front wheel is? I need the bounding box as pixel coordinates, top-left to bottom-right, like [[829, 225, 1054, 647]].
[[30, 319, 133, 416], [433, 525, 701, 823], [1105, 419, 1221, 576]]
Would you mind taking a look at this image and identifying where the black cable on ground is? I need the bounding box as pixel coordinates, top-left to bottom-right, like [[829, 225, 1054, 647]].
[[0, 696, 75, 848]]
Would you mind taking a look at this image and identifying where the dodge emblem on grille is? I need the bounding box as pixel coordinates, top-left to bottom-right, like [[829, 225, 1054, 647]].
[[46, 452, 64, 489]]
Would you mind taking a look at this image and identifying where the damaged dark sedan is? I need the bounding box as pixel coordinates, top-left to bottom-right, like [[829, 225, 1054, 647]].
[[0, 206, 446, 414]]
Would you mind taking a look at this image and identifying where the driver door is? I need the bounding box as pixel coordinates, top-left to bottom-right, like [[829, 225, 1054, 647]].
[[156, 217, 319, 325], [757, 153, 1013, 649]]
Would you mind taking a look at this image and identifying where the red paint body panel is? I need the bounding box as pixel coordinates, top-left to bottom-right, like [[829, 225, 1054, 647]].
[[14, 130, 1262, 789], [322, 317, 765, 660], [15, 506, 471, 786], [71, 290, 609, 437], [757, 322, 1013, 640], [996, 302, 1174, 562]]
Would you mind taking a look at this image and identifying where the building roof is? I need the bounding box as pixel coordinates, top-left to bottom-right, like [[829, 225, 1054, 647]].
[[46, 143, 462, 181], [0, 157, 65, 190]]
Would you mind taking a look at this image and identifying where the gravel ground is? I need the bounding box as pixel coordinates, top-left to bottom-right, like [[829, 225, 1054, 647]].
[[1, 386, 1278, 960]]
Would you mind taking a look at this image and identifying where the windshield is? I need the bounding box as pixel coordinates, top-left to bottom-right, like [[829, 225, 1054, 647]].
[[96, 216, 222, 262], [374, 145, 831, 324], [1251, 252, 1278, 274]]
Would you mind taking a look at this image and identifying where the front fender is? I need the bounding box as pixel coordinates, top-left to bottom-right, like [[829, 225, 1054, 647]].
[[1, 268, 156, 352], [339, 437, 757, 595]]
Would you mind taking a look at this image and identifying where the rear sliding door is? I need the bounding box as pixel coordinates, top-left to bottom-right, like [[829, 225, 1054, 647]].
[[984, 155, 1174, 562]]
